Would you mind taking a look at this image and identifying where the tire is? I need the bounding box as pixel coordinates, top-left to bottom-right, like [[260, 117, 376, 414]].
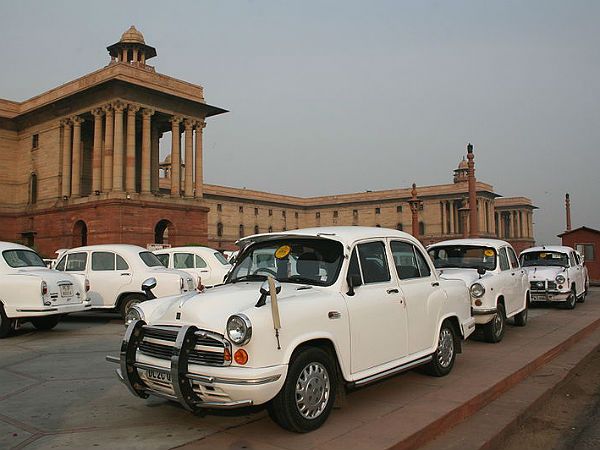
[[268, 347, 337, 433], [31, 315, 60, 330], [483, 302, 506, 343], [514, 295, 528, 327], [563, 289, 576, 310], [119, 294, 146, 320], [0, 303, 14, 338], [425, 320, 457, 377]]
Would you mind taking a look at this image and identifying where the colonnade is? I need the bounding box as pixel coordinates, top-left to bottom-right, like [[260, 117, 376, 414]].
[[496, 210, 533, 239], [60, 101, 205, 199], [440, 198, 497, 236]]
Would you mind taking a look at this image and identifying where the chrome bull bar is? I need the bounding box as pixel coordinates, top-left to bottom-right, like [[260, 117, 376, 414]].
[[106, 320, 254, 410]]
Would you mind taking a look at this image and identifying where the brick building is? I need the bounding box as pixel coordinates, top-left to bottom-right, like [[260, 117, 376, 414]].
[[0, 27, 536, 256]]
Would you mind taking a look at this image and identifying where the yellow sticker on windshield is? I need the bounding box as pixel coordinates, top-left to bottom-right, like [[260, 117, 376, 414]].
[[484, 249, 495, 257], [540, 253, 547, 258], [275, 245, 291, 259]]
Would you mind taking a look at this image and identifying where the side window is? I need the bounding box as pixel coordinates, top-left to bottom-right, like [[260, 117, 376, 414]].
[[195, 255, 208, 268], [507, 247, 519, 269], [574, 252, 581, 265], [155, 254, 169, 267], [92, 252, 115, 271], [347, 248, 362, 283], [116, 254, 129, 270], [55, 256, 66, 271], [357, 241, 391, 284], [569, 252, 577, 267], [66, 252, 87, 272], [415, 248, 432, 277], [390, 241, 419, 279], [499, 248, 510, 271], [174, 253, 194, 269]]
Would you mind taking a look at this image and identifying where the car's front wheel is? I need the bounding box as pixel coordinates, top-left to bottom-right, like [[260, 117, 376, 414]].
[[0, 303, 14, 338], [119, 294, 146, 320], [563, 289, 577, 310], [483, 302, 506, 343], [425, 320, 457, 377], [31, 315, 60, 330], [268, 347, 337, 432]]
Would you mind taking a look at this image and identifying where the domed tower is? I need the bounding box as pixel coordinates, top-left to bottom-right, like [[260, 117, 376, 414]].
[[106, 25, 157, 67], [453, 157, 469, 183]]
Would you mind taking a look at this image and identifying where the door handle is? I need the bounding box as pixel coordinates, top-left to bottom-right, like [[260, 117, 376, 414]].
[[386, 288, 399, 294], [431, 281, 440, 287], [120, 273, 131, 276]]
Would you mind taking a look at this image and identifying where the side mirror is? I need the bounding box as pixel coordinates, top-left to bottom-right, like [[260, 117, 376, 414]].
[[477, 267, 486, 276], [256, 279, 281, 307], [346, 273, 362, 296], [142, 277, 157, 300]]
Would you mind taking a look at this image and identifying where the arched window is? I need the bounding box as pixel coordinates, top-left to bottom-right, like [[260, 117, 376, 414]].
[[254, 225, 259, 234], [239, 224, 244, 238], [419, 221, 425, 235], [29, 173, 38, 204], [155, 219, 173, 244], [217, 222, 223, 237], [73, 220, 88, 247]]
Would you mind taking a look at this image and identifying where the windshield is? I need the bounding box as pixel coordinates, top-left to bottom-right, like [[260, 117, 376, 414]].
[[520, 251, 569, 268], [228, 238, 344, 286], [139, 251, 164, 267], [428, 245, 497, 271], [3, 249, 46, 268]]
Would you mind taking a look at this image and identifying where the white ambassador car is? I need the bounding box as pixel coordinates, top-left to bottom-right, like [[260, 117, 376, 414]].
[[55, 245, 195, 318], [153, 246, 231, 288], [0, 242, 91, 338], [108, 227, 474, 432], [520, 246, 589, 309], [428, 239, 529, 343]]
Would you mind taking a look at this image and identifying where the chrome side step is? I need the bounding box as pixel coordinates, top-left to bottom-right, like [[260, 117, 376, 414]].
[[350, 355, 433, 388]]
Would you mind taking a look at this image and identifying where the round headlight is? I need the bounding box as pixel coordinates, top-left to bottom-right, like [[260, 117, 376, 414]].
[[470, 282, 486, 298], [227, 314, 252, 346], [555, 275, 566, 285], [125, 305, 144, 327]]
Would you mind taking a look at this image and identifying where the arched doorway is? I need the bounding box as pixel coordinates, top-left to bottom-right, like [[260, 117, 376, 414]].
[[155, 219, 173, 244], [73, 220, 88, 247]]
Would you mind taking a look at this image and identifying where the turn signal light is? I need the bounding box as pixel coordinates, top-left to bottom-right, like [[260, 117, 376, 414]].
[[224, 348, 232, 362], [234, 349, 248, 365]]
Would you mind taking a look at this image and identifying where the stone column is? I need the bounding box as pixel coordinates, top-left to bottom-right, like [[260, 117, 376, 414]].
[[91, 108, 103, 193], [102, 105, 114, 191], [150, 126, 160, 193], [170, 116, 182, 196], [61, 119, 72, 198], [467, 144, 479, 237], [440, 201, 445, 236], [112, 101, 126, 191], [449, 200, 455, 234], [194, 120, 205, 198], [132, 48, 138, 63], [71, 116, 84, 197], [122, 48, 127, 62], [183, 119, 194, 197], [125, 104, 140, 193], [141, 108, 154, 193]]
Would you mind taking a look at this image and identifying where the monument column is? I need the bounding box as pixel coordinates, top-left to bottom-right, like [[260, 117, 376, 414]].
[[449, 200, 455, 234], [170, 116, 182, 196], [467, 143, 479, 237], [112, 101, 125, 191], [141, 108, 154, 193], [183, 119, 194, 197], [125, 104, 140, 193], [61, 119, 72, 198], [194, 120, 205, 198], [102, 104, 114, 191], [150, 126, 160, 192], [440, 201, 445, 236], [71, 116, 84, 197], [91, 108, 103, 193]]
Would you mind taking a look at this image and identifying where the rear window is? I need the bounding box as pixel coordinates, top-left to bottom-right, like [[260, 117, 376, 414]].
[[139, 251, 163, 267], [155, 253, 169, 267], [3, 249, 46, 268], [214, 252, 230, 266]]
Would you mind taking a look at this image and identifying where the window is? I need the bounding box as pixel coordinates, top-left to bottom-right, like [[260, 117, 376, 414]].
[[116, 254, 130, 269], [268, 209, 273, 216], [255, 208, 259, 216], [137, 252, 159, 267], [429, 245, 497, 271], [419, 221, 425, 235], [353, 209, 358, 217], [217, 222, 223, 237], [357, 241, 391, 283], [155, 254, 169, 267], [2, 249, 45, 268], [348, 248, 362, 283], [268, 226, 273, 233], [295, 212, 299, 219], [239, 206, 243, 213], [239, 224, 245, 238], [174, 253, 194, 269], [217, 204, 222, 212], [396, 223, 403, 231], [214, 252, 230, 266], [29, 173, 37, 204], [333, 211, 338, 218], [254, 225, 259, 234], [397, 205, 402, 213], [195, 255, 207, 268], [32, 134, 39, 149], [55, 256, 66, 271], [569, 252, 577, 267], [316, 212, 320, 219], [282, 211, 286, 218], [92, 252, 115, 271], [499, 248, 510, 271], [375, 208, 381, 214], [390, 241, 430, 279], [65, 252, 87, 271], [576, 244, 595, 262]]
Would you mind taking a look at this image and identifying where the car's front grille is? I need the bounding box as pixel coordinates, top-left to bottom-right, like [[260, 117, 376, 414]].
[[530, 281, 546, 290], [547, 281, 557, 290], [138, 325, 229, 367]]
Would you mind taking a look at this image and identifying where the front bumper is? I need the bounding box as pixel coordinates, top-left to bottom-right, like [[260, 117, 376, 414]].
[[107, 321, 286, 411], [471, 306, 497, 325], [530, 290, 570, 302], [11, 300, 92, 318]]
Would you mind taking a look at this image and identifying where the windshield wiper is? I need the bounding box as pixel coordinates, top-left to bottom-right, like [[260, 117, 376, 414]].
[[279, 276, 327, 286], [228, 274, 266, 284]]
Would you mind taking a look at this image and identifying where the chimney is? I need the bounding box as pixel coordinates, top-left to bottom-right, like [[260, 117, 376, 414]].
[[565, 193, 572, 231], [467, 143, 479, 237]]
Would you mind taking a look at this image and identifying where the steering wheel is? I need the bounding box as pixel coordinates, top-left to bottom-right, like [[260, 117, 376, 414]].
[[253, 267, 277, 277]]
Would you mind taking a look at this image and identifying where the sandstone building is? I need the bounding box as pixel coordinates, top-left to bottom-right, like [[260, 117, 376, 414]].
[[0, 27, 536, 256]]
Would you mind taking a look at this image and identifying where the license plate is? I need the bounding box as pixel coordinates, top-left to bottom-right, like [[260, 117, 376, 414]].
[[146, 369, 171, 383], [532, 294, 547, 302], [60, 284, 73, 297]]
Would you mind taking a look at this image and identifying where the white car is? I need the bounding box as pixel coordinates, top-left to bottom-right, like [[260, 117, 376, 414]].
[[520, 245, 589, 309], [55, 245, 195, 318], [153, 246, 231, 288], [109, 227, 475, 432], [428, 239, 529, 343], [0, 241, 91, 338]]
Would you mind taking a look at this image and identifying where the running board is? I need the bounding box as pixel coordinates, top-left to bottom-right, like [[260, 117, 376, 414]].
[[350, 355, 433, 388]]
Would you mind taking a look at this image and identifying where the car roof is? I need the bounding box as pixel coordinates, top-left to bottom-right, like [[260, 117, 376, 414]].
[[428, 238, 512, 249], [521, 245, 573, 255], [0, 241, 36, 252], [154, 246, 217, 254], [63, 244, 147, 253]]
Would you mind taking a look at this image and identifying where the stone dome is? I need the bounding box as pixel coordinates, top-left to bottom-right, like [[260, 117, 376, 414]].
[[457, 158, 468, 170], [120, 25, 145, 44]]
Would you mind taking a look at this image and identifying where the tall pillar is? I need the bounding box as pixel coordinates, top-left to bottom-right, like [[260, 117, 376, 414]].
[[408, 183, 422, 240], [439, 201, 445, 236], [91, 108, 103, 193], [125, 104, 140, 193], [449, 200, 455, 234], [170, 116, 182, 196], [565, 193, 572, 231], [150, 126, 160, 193], [112, 101, 126, 191], [141, 108, 154, 193], [71, 116, 84, 197], [102, 105, 114, 191], [194, 120, 205, 198], [183, 119, 194, 197], [466, 143, 479, 237], [61, 119, 72, 198]]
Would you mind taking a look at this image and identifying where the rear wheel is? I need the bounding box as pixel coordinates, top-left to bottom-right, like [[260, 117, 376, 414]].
[[119, 294, 146, 320], [483, 302, 506, 343], [0, 304, 14, 338], [31, 315, 60, 330], [425, 321, 457, 377]]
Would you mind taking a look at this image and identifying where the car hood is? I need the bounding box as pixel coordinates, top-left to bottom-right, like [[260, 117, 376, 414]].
[[523, 266, 566, 281], [437, 268, 493, 286], [143, 281, 323, 332]]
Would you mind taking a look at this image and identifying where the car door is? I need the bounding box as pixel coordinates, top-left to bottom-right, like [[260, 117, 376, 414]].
[[343, 240, 408, 374], [390, 239, 445, 354], [506, 246, 526, 313], [55, 251, 88, 294], [194, 254, 213, 285], [173, 252, 196, 279], [570, 251, 583, 295], [88, 251, 133, 307], [498, 247, 518, 315]]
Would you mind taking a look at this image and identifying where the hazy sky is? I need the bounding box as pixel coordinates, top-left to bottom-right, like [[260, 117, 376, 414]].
[[1, 0, 598, 244]]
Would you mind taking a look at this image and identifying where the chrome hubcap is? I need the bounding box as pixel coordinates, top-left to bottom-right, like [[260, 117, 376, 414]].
[[295, 362, 330, 419], [494, 311, 504, 336], [437, 328, 454, 368]]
